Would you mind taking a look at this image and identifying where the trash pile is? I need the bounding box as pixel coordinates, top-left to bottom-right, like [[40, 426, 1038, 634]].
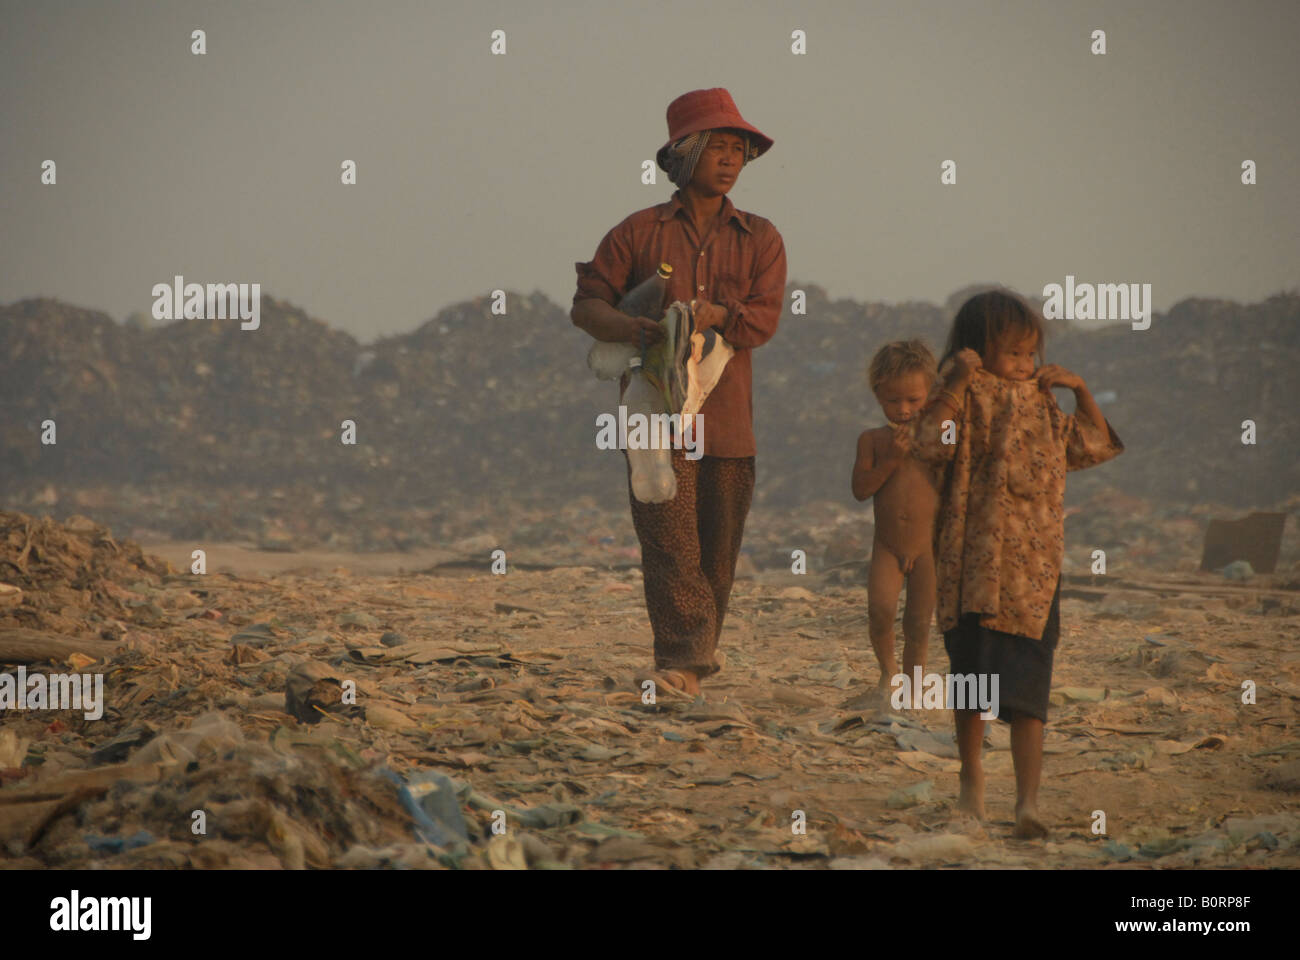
[[2, 511, 1298, 870], [1, 290, 1297, 565], [0, 511, 170, 644], [0, 293, 603, 519]]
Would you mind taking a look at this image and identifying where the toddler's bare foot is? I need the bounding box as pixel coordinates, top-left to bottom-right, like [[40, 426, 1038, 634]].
[[955, 771, 985, 820], [1013, 804, 1049, 839]]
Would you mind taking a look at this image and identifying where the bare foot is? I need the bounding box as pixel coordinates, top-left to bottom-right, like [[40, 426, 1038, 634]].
[[635, 671, 693, 702], [840, 686, 885, 711], [660, 669, 701, 696], [875, 676, 896, 704], [1013, 805, 1049, 839], [947, 810, 987, 838], [955, 771, 985, 820]]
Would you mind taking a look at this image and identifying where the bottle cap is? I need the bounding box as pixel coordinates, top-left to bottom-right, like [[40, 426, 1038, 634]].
[[628, 356, 643, 369], [658, 263, 673, 277]]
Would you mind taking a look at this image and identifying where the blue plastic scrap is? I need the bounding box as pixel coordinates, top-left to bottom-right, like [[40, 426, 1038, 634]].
[[84, 830, 155, 854], [381, 768, 470, 846]]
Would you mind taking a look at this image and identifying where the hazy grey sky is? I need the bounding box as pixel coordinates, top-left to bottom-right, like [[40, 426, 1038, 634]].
[[3, 0, 1296, 342]]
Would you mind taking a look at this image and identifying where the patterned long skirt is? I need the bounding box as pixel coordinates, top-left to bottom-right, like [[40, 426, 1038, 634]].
[[626, 449, 754, 677]]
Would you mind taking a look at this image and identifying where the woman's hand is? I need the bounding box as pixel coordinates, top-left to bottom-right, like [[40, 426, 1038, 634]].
[[621, 315, 665, 345], [1036, 364, 1084, 392], [691, 301, 728, 333]]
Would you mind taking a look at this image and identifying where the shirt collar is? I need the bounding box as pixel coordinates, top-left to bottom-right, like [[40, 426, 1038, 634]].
[[658, 189, 753, 234]]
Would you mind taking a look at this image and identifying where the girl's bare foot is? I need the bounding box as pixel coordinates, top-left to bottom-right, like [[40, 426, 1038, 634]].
[[1013, 804, 1049, 839], [955, 770, 985, 820], [873, 674, 900, 712], [842, 682, 890, 712], [840, 688, 876, 711]]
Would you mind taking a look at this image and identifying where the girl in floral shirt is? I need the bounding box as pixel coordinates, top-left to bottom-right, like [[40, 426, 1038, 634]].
[[910, 290, 1123, 838]]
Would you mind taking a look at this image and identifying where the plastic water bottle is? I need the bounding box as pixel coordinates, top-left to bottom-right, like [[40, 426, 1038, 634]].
[[624, 356, 677, 503], [587, 263, 673, 380]]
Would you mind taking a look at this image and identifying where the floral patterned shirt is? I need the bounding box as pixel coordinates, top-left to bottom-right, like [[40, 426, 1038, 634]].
[[909, 367, 1124, 639]]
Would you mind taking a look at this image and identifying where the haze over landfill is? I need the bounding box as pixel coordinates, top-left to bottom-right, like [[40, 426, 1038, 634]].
[[2, 0, 1298, 339]]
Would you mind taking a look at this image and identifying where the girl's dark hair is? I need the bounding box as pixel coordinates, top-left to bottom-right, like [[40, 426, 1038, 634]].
[[940, 289, 1045, 368]]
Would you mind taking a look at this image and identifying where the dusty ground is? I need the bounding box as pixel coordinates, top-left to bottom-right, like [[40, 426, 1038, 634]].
[[3, 529, 1296, 870]]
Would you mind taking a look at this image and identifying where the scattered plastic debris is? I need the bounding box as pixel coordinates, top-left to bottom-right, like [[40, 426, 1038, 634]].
[[1, 417, 1298, 870]]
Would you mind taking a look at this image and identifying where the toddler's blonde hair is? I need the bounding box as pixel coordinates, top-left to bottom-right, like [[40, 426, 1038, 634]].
[[868, 339, 938, 393]]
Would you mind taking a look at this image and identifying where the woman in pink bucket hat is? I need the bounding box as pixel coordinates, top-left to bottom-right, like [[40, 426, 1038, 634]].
[[572, 88, 787, 697]]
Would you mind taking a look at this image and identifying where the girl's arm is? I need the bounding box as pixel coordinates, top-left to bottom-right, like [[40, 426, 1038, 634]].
[[1071, 383, 1106, 431], [1037, 365, 1125, 468], [1037, 364, 1107, 427], [911, 349, 980, 464]]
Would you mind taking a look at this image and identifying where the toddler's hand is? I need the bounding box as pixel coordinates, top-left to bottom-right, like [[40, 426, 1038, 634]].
[[887, 425, 911, 460], [1036, 364, 1083, 391], [952, 348, 983, 380]]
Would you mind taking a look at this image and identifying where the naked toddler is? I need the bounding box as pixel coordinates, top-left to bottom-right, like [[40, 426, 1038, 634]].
[[851, 340, 940, 702]]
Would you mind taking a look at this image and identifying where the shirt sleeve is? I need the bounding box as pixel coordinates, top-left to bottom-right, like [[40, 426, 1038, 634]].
[[909, 393, 962, 465], [573, 221, 635, 308], [1063, 411, 1124, 471], [719, 224, 786, 349]]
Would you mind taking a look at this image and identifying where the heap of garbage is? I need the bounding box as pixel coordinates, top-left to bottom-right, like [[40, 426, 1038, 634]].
[[1, 289, 1297, 569]]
